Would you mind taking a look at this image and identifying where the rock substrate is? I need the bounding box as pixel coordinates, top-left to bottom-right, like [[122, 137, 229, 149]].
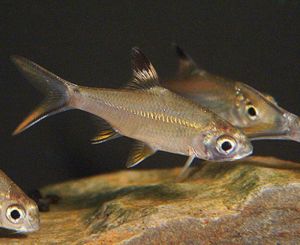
[[1, 156, 299, 244]]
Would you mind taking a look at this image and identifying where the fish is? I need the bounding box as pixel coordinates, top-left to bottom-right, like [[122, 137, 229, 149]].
[[0, 170, 39, 233], [163, 45, 300, 142], [28, 190, 60, 212], [11, 48, 253, 174]]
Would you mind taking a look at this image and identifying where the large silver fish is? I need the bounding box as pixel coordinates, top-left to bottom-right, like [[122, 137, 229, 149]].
[[11, 48, 252, 173], [0, 170, 39, 233], [163, 45, 300, 142]]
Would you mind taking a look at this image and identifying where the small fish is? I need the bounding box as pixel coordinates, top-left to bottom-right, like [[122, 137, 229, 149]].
[[0, 170, 39, 233], [11, 48, 252, 173], [28, 189, 60, 212], [163, 45, 300, 142]]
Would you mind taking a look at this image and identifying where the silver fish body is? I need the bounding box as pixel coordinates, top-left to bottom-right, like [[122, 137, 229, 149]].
[[0, 170, 39, 233], [74, 86, 251, 160], [164, 46, 300, 142], [11, 48, 253, 169]]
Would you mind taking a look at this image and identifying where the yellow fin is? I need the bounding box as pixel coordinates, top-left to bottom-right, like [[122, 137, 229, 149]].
[[126, 141, 156, 168], [90, 119, 121, 144]]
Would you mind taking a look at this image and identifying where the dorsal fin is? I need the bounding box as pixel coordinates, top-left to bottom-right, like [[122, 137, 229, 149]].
[[126, 47, 160, 90], [126, 140, 156, 168], [174, 44, 200, 78]]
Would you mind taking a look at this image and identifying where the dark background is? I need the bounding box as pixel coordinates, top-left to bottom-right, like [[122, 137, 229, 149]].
[[1, 1, 299, 191]]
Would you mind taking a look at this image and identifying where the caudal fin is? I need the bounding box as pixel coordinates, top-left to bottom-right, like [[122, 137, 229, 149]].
[[11, 56, 77, 135]]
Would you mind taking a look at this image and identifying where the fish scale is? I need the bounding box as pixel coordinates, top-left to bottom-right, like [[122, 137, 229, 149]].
[[75, 87, 217, 154]]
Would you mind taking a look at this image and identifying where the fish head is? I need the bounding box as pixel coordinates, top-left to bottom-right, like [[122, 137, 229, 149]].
[[234, 82, 300, 142], [0, 194, 40, 233], [192, 121, 253, 162]]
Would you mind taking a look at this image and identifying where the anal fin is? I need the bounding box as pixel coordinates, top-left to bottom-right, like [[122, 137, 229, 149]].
[[126, 141, 156, 168]]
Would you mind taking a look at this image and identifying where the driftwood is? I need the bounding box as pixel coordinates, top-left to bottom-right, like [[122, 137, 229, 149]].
[[1, 156, 300, 244]]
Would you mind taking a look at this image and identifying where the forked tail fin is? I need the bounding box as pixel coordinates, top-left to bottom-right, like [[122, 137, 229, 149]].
[[11, 56, 77, 135]]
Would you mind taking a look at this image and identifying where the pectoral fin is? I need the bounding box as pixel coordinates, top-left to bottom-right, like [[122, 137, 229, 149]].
[[176, 155, 195, 181], [126, 141, 156, 168], [91, 120, 121, 144]]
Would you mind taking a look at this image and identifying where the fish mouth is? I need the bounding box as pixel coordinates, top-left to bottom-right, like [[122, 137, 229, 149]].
[[9, 223, 39, 234], [15, 220, 39, 233], [28, 219, 40, 232], [26, 206, 40, 232], [246, 112, 300, 143], [29, 225, 39, 232], [240, 146, 253, 159], [284, 112, 300, 142], [18, 222, 39, 233]]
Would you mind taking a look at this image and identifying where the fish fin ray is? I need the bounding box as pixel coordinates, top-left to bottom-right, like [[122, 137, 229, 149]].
[[126, 48, 160, 90], [11, 56, 76, 135], [90, 119, 121, 144], [126, 141, 156, 168], [174, 44, 201, 78], [176, 155, 195, 181]]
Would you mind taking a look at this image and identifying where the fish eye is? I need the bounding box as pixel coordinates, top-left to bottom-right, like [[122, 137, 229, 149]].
[[246, 105, 257, 119], [216, 136, 236, 155], [6, 205, 25, 224]]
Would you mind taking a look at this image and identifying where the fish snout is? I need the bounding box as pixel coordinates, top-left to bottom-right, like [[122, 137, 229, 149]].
[[243, 141, 253, 157], [27, 205, 40, 232], [285, 112, 300, 142], [235, 139, 253, 160]]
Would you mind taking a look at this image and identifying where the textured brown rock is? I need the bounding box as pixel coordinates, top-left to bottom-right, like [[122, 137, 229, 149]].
[[0, 156, 300, 244]]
